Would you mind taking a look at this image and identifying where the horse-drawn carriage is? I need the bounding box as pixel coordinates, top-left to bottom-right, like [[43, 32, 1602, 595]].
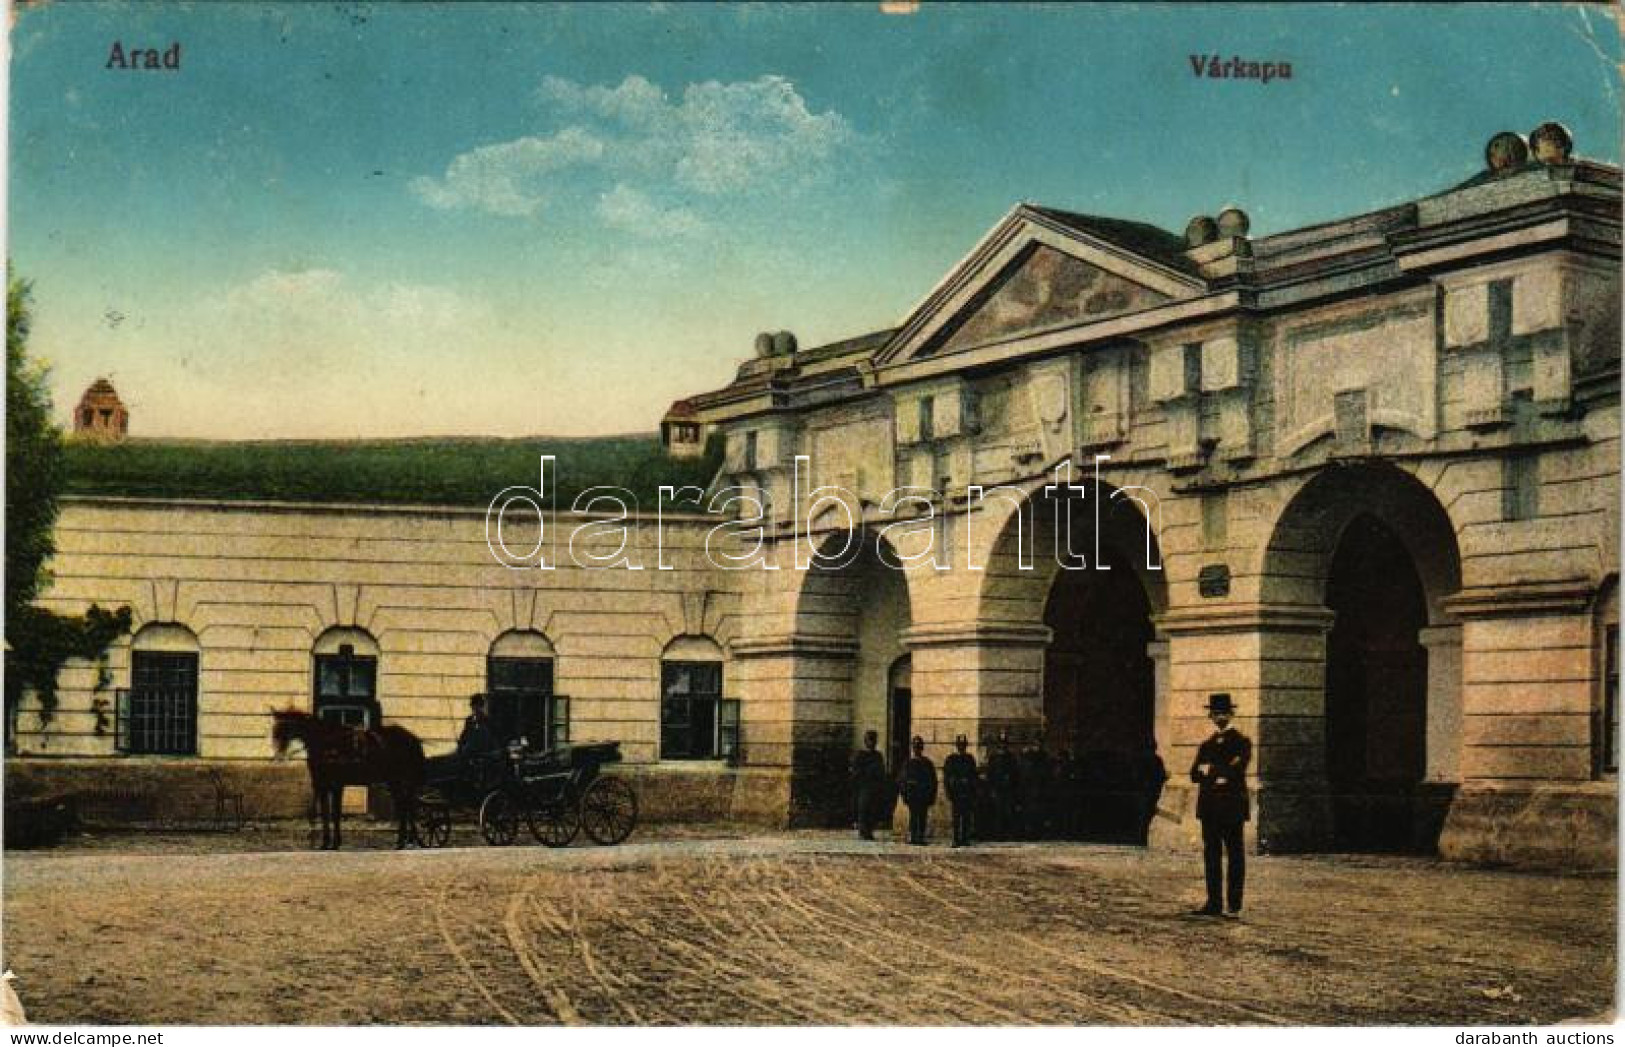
[[270, 709, 639, 850], [413, 740, 639, 848]]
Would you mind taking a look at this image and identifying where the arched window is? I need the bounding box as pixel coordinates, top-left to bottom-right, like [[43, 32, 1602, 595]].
[[488, 630, 562, 749], [312, 628, 380, 729], [118, 623, 200, 756], [660, 636, 734, 761]]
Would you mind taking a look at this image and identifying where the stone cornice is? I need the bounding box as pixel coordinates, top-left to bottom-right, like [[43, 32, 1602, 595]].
[[1440, 580, 1597, 620], [901, 621, 1054, 649], [1156, 603, 1336, 636], [727, 634, 861, 660]]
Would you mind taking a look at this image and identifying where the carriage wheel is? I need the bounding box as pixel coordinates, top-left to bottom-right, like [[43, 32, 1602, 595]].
[[527, 799, 580, 848], [580, 776, 638, 846], [478, 790, 520, 846], [413, 798, 452, 848]]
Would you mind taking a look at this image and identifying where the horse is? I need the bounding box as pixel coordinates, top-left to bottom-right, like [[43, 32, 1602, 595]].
[[270, 708, 425, 850]]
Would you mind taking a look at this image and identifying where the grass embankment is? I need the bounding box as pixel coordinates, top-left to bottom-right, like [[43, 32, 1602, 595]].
[[62, 434, 723, 509]]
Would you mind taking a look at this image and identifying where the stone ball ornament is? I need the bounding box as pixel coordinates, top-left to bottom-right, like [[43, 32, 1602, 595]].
[[1185, 215, 1219, 248], [1528, 122, 1573, 165], [1485, 131, 1530, 174], [1216, 207, 1251, 239]]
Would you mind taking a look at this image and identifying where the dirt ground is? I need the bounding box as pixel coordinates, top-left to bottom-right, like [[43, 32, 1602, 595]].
[[2, 827, 1615, 1026]]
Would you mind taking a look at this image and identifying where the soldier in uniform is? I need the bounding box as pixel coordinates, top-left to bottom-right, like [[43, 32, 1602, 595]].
[[1019, 743, 1053, 839], [850, 729, 887, 840], [942, 734, 979, 847], [984, 731, 1020, 840], [898, 735, 938, 845], [1189, 693, 1252, 916]]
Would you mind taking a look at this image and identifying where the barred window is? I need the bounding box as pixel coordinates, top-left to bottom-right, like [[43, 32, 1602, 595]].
[[314, 643, 377, 728], [117, 651, 198, 756], [488, 656, 566, 750], [661, 660, 724, 760]]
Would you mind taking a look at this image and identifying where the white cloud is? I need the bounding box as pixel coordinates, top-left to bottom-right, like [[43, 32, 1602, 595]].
[[412, 74, 856, 223], [409, 127, 605, 217], [595, 183, 705, 238], [665, 76, 851, 195]]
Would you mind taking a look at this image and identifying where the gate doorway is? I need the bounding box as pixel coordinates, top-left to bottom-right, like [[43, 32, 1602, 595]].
[[1043, 549, 1160, 843], [1325, 514, 1430, 852]]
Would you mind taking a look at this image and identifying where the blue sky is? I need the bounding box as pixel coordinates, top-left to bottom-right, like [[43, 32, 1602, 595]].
[[10, 2, 1621, 438]]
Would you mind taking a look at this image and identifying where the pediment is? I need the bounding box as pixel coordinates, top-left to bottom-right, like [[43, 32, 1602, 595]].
[[933, 244, 1172, 354], [877, 206, 1206, 367]]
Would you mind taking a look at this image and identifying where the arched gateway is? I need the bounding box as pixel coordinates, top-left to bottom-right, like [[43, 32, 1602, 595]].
[[1259, 463, 1463, 853], [975, 475, 1168, 843], [785, 530, 915, 825]]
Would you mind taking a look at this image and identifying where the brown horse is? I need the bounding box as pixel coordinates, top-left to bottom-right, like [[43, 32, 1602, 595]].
[[270, 709, 425, 849]]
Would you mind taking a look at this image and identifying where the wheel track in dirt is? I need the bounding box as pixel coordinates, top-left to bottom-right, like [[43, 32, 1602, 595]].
[[802, 854, 1164, 1024], [430, 878, 523, 1025], [764, 855, 1108, 1023], [511, 855, 824, 1023], [658, 855, 855, 1023], [919, 853, 1537, 1024], [909, 854, 1290, 1025], [499, 875, 584, 1024], [708, 856, 920, 1023]]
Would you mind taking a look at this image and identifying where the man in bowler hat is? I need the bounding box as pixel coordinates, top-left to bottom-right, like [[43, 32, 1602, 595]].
[[1190, 693, 1252, 916]]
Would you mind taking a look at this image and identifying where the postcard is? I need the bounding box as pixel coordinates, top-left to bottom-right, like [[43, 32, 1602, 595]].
[[4, 1, 1620, 1032]]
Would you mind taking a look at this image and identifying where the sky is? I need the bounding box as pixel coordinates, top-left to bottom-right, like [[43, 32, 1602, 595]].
[[8, 2, 1622, 439]]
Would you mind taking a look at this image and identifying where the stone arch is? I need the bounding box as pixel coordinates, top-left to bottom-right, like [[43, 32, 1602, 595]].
[[792, 529, 917, 747], [490, 628, 555, 660], [1256, 461, 1464, 853], [1258, 462, 1462, 621], [972, 469, 1169, 630], [782, 528, 916, 821], [968, 469, 1170, 841], [131, 621, 201, 653]]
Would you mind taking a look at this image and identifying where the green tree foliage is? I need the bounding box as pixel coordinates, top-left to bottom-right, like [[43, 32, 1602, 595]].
[[5, 274, 130, 739], [6, 275, 59, 617]]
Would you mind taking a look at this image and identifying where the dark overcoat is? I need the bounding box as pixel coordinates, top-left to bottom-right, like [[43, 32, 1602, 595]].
[[1189, 727, 1252, 823]]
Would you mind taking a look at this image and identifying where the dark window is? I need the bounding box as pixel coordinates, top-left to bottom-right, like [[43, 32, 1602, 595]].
[[117, 651, 198, 755], [1604, 626, 1618, 775], [487, 656, 566, 749], [314, 644, 378, 728], [80, 408, 92, 426], [743, 431, 758, 471], [661, 660, 724, 760]]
